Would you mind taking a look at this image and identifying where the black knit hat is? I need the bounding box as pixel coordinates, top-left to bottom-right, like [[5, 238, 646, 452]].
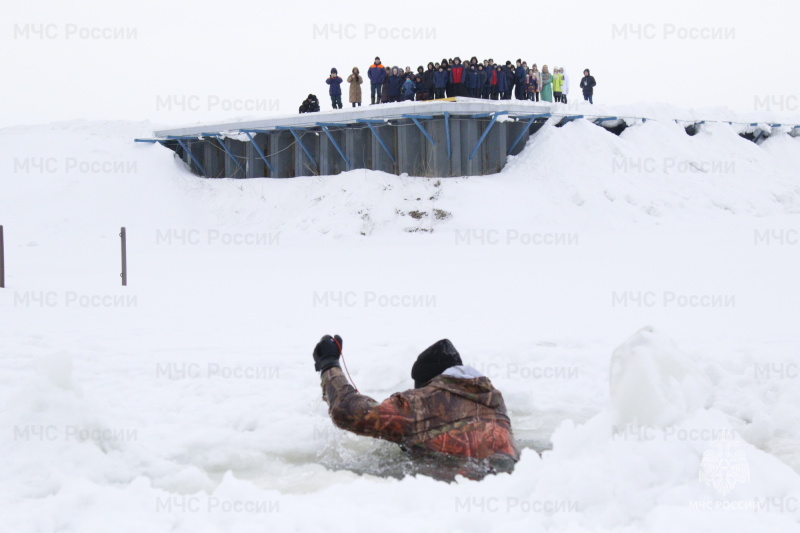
[[411, 339, 462, 388], [331, 68, 337, 74]]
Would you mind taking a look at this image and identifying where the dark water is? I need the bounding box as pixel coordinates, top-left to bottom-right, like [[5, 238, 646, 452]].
[[316, 437, 549, 483]]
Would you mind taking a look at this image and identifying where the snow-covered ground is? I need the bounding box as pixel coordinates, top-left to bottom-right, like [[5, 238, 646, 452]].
[[1, 108, 800, 532]]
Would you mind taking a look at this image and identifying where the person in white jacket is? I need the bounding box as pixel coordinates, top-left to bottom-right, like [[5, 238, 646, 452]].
[[562, 69, 570, 103]]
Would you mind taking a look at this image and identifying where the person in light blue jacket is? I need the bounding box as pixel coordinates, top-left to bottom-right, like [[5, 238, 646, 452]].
[[401, 76, 416, 101]]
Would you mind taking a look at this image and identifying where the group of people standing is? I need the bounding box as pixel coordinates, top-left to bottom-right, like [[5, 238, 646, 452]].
[[317, 56, 598, 110]]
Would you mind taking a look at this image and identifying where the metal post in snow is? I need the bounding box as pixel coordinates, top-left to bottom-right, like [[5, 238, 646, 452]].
[[0, 225, 5, 288], [120, 226, 127, 286]]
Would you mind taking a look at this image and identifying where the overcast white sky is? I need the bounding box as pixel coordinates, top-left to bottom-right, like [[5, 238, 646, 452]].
[[2, 0, 797, 129]]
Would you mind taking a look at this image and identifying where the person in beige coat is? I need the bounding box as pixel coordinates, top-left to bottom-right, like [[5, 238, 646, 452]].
[[347, 67, 363, 107]]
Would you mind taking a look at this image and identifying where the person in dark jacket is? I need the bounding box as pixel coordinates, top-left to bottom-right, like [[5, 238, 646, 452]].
[[528, 64, 540, 102], [380, 66, 391, 103], [387, 66, 403, 102], [299, 94, 320, 113], [422, 62, 436, 100], [313, 335, 520, 481], [521, 61, 530, 100], [368, 57, 386, 104], [413, 66, 425, 99], [481, 59, 490, 94], [495, 65, 508, 100], [326, 68, 343, 109], [580, 68, 597, 104], [464, 63, 479, 98], [514, 60, 527, 100], [433, 65, 448, 99], [449, 57, 465, 97], [413, 75, 428, 101], [502, 62, 514, 100], [482, 63, 493, 99], [488, 65, 499, 99], [476, 64, 488, 99], [439, 59, 450, 97]]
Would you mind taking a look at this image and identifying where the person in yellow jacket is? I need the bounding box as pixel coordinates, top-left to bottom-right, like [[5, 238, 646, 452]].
[[552, 67, 564, 103]]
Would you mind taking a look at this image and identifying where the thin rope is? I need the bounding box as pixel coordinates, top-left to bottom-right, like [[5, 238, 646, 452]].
[[332, 336, 358, 392]]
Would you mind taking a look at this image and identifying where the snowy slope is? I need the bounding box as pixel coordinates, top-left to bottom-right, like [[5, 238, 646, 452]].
[[1, 110, 800, 532]]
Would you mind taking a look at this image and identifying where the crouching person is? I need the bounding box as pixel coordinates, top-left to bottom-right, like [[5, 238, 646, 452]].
[[313, 335, 520, 480], [299, 94, 320, 113]]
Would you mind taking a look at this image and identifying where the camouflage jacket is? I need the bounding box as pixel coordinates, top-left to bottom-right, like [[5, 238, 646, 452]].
[[320, 366, 520, 474]]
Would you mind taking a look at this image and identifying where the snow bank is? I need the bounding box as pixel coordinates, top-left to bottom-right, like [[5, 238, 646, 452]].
[[610, 326, 712, 427]]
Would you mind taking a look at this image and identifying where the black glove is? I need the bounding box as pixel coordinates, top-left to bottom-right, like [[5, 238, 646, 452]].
[[313, 334, 342, 373]]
